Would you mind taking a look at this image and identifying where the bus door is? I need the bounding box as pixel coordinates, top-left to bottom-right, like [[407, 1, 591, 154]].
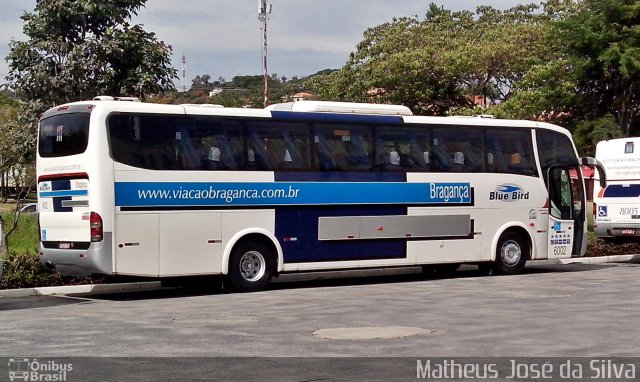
[[547, 166, 585, 258]]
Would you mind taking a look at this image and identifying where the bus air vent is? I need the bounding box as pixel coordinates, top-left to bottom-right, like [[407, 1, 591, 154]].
[[266, 101, 413, 116]]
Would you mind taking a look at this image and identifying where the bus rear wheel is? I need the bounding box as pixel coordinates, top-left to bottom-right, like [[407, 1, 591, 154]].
[[493, 232, 528, 275], [228, 241, 275, 292]]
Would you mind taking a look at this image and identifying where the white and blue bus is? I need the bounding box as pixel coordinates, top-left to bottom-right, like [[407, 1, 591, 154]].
[[36, 98, 605, 292], [593, 137, 640, 238]]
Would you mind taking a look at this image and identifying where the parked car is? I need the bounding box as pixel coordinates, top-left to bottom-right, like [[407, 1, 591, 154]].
[[19, 203, 38, 214]]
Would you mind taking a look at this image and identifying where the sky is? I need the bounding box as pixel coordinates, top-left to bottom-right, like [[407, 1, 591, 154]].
[[1, 0, 527, 90]]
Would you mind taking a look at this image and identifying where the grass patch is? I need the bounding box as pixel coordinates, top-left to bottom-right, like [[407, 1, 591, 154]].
[[3, 212, 40, 253], [1, 250, 64, 289], [0, 212, 105, 289], [0, 211, 58, 289]]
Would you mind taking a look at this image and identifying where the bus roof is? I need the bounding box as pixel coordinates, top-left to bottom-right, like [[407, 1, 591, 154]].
[[40, 98, 570, 136]]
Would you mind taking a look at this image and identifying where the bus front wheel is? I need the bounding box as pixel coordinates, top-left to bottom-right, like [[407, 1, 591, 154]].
[[493, 232, 528, 275], [228, 241, 275, 292]]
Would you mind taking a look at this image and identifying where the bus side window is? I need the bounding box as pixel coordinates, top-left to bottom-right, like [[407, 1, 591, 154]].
[[408, 135, 430, 170], [175, 124, 201, 170], [248, 131, 270, 170], [108, 115, 144, 168], [374, 125, 427, 171], [486, 133, 507, 173], [246, 122, 310, 171], [453, 151, 465, 171], [464, 132, 484, 172], [487, 128, 536, 176], [314, 135, 337, 171], [315, 125, 371, 171], [431, 137, 453, 172], [139, 115, 179, 170], [345, 133, 371, 170]]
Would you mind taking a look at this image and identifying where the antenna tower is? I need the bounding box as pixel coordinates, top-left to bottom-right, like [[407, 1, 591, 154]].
[[258, 0, 272, 107], [181, 54, 187, 93]]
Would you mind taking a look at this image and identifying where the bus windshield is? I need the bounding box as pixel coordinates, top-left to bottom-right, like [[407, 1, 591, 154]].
[[38, 113, 90, 157]]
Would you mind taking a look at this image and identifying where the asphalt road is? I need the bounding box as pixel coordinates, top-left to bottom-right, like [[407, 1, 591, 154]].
[[1, 261, 639, 381]]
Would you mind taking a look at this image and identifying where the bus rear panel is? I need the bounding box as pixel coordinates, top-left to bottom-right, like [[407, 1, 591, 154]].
[[594, 138, 640, 238]]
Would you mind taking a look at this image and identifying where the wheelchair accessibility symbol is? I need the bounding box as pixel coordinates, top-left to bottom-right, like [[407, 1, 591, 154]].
[[598, 206, 608, 217]]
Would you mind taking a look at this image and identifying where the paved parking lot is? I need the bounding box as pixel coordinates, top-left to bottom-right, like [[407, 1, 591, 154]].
[[1, 261, 639, 380]]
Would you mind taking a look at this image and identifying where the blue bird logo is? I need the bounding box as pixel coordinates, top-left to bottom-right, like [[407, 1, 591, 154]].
[[497, 185, 521, 193]]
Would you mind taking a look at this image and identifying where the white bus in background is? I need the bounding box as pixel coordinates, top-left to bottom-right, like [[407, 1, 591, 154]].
[[36, 97, 605, 292], [593, 137, 640, 239]]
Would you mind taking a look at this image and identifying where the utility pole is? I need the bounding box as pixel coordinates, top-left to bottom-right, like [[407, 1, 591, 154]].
[[258, 0, 272, 107]]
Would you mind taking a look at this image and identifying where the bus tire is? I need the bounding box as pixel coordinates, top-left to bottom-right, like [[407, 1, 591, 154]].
[[493, 232, 528, 275], [228, 241, 275, 292]]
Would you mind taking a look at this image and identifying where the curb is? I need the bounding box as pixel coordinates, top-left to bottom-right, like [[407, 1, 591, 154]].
[[2, 255, 639, 298], [558, 254, 640, 265], [0, 281, 162, 299]]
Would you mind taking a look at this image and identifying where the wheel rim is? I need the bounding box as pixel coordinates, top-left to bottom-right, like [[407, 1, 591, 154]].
[[500, 240, 522, 267], [239, 251, 266, 282]]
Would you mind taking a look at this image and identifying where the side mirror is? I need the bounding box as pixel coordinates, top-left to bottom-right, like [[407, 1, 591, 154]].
[[581, 157, 607, 189]]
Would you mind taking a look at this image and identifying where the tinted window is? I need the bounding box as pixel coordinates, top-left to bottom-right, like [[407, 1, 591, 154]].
[[39, 113, 90, 157], [375, 126, 431, 171], [536, 130, 578, 173], [109, 114, 182, 170], [184, 117, 243, 170], [313, 124, 371, 171], [246, 122, 310, 170], [432, 127, 483, 172], [486, 129, 537, 176], [109, 114, 246, 171]]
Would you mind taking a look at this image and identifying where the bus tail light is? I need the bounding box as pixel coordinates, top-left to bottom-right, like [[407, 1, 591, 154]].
[[90, 212, 103, 242], [592, 203, 597, 218]]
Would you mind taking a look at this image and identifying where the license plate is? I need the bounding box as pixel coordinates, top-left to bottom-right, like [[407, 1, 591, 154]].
[[621, 229, 636, 235], [59, 242, 71, 249]]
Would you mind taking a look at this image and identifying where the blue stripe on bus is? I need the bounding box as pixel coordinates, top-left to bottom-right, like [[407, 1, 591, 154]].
[[276, 206, 407, 263], [270, 111, 404, 125], [40, 190, 89, 198], [602, 185, 640, 198], [114, 181, 472, 207]]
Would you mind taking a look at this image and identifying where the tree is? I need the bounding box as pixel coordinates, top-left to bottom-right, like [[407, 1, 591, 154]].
[[573, 114, 624, 156], [6, 0, 178, 109], [0, 96, 34, 201], [459, 4, 550, 105], [311, 3, 550, 116], [0, 99, 36, 263], [2, 0, 178, 263], [494, 0, 639, 140], [552, 0, 640, 135], [191, 74, 213, 89]]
